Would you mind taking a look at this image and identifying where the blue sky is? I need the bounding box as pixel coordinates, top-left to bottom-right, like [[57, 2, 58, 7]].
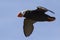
[[0, 0, 60, 40]]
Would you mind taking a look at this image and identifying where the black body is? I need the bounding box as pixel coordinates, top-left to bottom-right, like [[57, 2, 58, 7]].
[[23, 8, 55, 21]]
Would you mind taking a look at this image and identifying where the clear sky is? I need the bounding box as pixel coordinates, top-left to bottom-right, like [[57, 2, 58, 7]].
[[0, 0, 60, 40]]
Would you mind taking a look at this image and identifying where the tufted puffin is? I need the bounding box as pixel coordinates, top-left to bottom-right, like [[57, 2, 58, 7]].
[[18, 6, 56, 37]]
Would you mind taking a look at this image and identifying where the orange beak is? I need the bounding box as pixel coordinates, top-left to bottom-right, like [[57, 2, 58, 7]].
[[17, 12, 23, 17]]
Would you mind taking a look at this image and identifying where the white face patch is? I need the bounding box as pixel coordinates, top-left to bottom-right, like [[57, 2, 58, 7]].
[[21, 9, 31, 15], [21, 9, 28, 15]]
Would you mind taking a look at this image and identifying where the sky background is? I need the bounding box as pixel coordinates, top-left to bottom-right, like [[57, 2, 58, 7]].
[[0, 0, 60, 40]]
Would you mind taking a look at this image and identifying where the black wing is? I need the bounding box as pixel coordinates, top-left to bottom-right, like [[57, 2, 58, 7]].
[[23, 19, 36, 37]]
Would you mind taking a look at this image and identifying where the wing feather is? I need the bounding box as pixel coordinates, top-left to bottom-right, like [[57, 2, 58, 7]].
[[23, 19, 36, 37]]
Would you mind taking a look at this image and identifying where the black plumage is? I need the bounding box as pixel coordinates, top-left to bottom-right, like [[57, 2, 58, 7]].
[[18, 6, 56, 37], [23, 8, 55, 21]]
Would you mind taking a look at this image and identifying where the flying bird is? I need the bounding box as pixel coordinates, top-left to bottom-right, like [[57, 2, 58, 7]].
[[17, 6, 56, 37]]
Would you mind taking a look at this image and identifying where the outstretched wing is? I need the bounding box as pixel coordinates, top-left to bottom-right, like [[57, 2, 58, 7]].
[[23, 19, 36, 37]]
